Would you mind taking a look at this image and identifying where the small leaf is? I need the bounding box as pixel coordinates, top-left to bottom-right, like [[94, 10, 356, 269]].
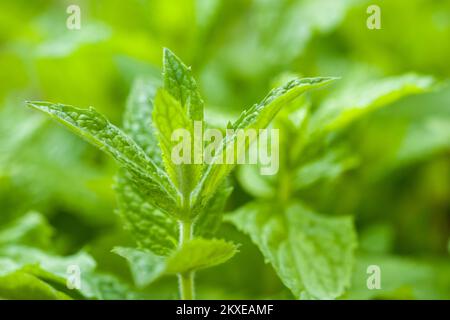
[[112, 247, 166, 288], [165, 238, 238, 274], [226, 201, 357, 299], [153, 89, 202, 200], [163, 48, 204, 121], [114, 239, 238, 287]]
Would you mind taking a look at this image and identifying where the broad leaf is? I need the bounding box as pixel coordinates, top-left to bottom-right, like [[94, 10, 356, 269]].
[[226, 201, 357, 299]]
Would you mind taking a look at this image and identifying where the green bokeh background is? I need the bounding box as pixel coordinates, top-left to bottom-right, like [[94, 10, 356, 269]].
[[0, 0, 449, 299]]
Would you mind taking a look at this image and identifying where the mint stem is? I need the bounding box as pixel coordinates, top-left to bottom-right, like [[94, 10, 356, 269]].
[[178, 220, 195, 299]]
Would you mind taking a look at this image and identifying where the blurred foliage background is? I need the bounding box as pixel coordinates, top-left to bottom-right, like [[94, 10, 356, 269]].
[[0, 0, 449, 299]]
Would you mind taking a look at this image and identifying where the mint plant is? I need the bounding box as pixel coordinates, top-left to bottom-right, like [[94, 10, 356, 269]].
[[230, 73, 435, 299], [27, 48, 334, 299]]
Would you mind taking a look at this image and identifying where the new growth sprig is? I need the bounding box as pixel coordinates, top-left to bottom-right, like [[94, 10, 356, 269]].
[[27, 48, 335, 299]]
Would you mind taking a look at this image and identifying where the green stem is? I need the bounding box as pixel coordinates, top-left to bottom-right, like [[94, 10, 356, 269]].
[[178, 220, 195, 300]]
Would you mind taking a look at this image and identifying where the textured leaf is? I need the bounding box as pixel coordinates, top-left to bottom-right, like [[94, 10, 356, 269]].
[[193, 77, 336, 207], [163, 48, 204, 121], [153, 89, 202, 201], [226, 201, 357, 299], [114, 171, 178, 256], [26, 101, 178, 213], [309, 74, 435, 134], [124, 77, 162, 166]]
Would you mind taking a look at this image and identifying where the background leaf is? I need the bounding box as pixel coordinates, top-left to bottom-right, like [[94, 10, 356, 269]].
[[227, 201, 357, 299]]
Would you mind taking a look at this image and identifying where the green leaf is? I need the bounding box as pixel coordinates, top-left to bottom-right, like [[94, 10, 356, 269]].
[[166, 238, 238, 274], [163, 48, 204, 121], [0, 245, 96, 277], [193, 77, 336, 208], [346, 254, 450, 299], [114, 171, 178, 256], [26, 101, 178, 213], [293, 148, 359, 190], [0, 211, 53, 248], [0, 269, 71, 300], [81, 271, 148, 300], [237, 165, 277, 199], [153, 89, 202, 201], [0, 245, 95, 299], [309, 74, 435, 135], [112, 247, 166, 288], [123, 77, 163, 166], [114, 239, 238, 287], [394, 117, 450, 166], [194, 181, 233, 237], [0, 245, 138, 299], [226, 201, 357, 299]]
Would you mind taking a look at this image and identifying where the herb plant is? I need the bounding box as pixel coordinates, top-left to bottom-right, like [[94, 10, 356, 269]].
[[229, 73, 435, 299], [27, 48, 334, 299]]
